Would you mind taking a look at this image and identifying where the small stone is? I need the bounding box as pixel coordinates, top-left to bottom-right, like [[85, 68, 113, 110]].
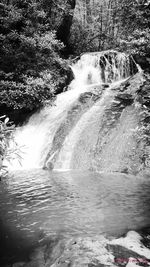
[[46, 161, 54, 170]]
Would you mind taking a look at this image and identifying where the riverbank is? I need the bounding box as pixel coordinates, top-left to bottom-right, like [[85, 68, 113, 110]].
[[8, 228, 150, 267]]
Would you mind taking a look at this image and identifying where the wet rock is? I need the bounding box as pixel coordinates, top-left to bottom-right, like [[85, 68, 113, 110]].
[[121, 168, 129, 174], [43, 88, 102, 169], [106, 244, 146, 266], [11, 231, 150, 267], [13, 263, 25, 267], [46, 162, 54, 170], [29, 247, 45, 261], [44, 238, 66, 266], [79, 92, 94, 104], [115, 93, 134, 106]]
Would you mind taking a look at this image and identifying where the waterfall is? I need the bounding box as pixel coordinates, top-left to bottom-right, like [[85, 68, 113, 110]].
[[54, 79, 124, 170], [9, 51, 139, 171]]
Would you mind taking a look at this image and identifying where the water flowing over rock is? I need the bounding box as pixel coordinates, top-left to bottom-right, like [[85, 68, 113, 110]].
[[9, 50, 150, 175]]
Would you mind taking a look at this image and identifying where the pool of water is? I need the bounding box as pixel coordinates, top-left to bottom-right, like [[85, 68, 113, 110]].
[[0, 169, 150, 264]]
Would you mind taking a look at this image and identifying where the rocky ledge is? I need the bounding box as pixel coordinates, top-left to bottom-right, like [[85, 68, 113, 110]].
[[12, 231, 150, 267]]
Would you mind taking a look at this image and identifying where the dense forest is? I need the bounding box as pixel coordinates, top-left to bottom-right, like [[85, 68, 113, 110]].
[[0, 0, 149, 123]]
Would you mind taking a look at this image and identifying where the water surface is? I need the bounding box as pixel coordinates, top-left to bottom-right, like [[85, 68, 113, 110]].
[[0, 170, 150, 263]]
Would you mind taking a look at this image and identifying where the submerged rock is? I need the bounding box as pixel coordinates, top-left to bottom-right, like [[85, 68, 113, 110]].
[[46, 162, 54, 171], [12, 231, 150, 267]]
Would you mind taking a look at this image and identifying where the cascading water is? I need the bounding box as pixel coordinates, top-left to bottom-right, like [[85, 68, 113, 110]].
[[3, 49, 150, 267], [54, 79, 124, 170], [9, 51, 139, 171]]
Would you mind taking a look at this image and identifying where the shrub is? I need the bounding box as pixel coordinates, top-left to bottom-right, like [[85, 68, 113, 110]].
[[0, 116, 20, 177]]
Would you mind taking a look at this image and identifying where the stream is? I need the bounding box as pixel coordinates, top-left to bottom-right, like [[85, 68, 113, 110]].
[[1, 169, 150, 264]]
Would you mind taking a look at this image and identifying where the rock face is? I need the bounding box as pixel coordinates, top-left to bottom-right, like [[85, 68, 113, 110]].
[[43, 85, 105, 169], [44, 69, 150, 175], [56, 0, 76, 54], [12, 231, 150, 267], [88, 72, 150, 175]]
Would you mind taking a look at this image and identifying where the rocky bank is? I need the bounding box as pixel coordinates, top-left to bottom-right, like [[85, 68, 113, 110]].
[[11, 230, 150, 267]]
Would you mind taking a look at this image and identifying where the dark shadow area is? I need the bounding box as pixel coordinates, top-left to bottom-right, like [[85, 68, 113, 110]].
[[0, 218, 41, 266], [0, 105, 37, 126], [139, 227, 150, 249]]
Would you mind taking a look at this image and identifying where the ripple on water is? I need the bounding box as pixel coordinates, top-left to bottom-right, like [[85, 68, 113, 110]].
[[0, 169, 150, 243]]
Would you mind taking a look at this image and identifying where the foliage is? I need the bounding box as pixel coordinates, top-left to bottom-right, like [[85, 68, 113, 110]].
[[0, 0, 149, 115], [69, 0, 150, 60], [115, 0, 150, 57], [0, 116, 20, 177], [0, 1, 69, 112]]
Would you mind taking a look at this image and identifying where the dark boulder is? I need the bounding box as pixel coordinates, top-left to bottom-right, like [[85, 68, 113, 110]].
[[134, 55, 150, 73]]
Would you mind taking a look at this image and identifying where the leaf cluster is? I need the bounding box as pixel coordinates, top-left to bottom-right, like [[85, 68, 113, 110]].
[[0, 1, 69, 112]]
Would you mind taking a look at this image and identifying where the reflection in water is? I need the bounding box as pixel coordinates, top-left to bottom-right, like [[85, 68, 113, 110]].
[[0, 171, 150, 252], [0, 170, 150, 265]]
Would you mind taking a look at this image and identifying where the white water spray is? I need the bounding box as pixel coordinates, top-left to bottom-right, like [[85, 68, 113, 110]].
[[54, 79, 127, 170], [9, 51, 138, 170]]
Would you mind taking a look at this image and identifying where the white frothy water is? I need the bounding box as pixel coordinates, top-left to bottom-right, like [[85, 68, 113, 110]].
[[8, 51, 137, 170], [9, 87, 88, 169], [54, 79, 127, 170]]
